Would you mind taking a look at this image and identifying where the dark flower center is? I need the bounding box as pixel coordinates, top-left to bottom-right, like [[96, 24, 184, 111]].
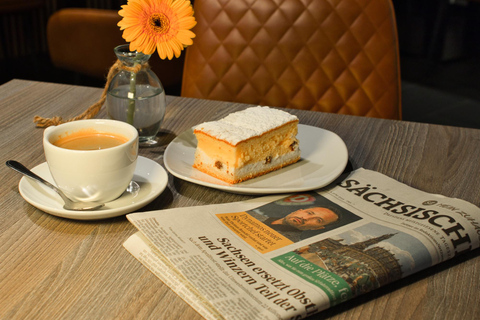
[[149, 13, 170, 33]]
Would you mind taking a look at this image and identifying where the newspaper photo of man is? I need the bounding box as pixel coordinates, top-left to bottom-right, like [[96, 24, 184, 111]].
[[269, 206, 339, 230], [247, 192, 361, 242]]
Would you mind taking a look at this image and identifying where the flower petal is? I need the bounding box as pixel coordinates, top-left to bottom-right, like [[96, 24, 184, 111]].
[[117, 0, 196, 60]]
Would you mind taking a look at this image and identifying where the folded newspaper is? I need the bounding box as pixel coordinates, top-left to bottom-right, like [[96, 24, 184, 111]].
[[123, 168, 480, 319]]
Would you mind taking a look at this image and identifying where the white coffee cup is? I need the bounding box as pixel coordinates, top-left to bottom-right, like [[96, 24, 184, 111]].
[[43, 119, 139, 203]]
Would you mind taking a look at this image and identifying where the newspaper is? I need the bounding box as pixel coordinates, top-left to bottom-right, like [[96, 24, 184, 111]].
[[123, 168, 480, 319]]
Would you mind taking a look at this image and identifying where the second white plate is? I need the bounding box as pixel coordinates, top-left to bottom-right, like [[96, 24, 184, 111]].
[[164, 124, 348, 194]]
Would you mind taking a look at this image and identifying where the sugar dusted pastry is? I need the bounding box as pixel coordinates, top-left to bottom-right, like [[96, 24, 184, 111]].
[[193, 106, 300, 183]]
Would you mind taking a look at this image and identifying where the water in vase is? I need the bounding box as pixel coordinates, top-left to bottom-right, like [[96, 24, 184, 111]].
[[107, 84, 166, 145]]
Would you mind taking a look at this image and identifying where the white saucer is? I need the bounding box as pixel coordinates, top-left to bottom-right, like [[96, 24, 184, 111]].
[[18, 156, 168, 220], [164, 124, 348, 194]]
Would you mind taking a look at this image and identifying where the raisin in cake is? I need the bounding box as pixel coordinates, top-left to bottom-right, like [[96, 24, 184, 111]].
[[193, 106, 300, 183]]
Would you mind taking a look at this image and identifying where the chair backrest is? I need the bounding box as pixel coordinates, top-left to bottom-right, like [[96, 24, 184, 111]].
[[181, 0, 402, 119], [47, 8, 184, 91], [47, 8, 124, 79]]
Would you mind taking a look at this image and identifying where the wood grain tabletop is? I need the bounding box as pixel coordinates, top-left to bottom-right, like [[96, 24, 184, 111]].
[[1, 79, 479, 320]]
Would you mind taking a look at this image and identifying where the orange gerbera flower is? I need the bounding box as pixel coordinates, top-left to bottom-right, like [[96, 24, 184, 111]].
[[118, 0, 196, 60]]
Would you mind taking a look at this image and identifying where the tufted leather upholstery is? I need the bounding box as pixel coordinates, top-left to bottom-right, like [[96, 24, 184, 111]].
[[182, 0, 402, 119]]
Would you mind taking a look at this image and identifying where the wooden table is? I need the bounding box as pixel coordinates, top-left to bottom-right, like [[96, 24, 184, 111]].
[[1, 79, 479, 320]]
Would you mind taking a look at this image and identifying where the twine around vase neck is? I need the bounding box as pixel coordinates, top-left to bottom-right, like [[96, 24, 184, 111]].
[[33, 59, 149, 128]]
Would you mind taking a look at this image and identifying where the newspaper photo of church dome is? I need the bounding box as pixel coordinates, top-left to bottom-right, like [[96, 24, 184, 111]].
[[293, 223, 431, 297]]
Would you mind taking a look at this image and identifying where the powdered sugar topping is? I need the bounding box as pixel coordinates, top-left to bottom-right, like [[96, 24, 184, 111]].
[[194, 106, 298, 145]]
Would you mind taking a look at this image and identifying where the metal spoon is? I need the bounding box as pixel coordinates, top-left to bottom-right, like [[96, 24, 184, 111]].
[[6, 160, 105, 211]]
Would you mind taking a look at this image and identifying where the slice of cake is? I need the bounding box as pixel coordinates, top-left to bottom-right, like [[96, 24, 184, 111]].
[[193, 106, 300, 183]]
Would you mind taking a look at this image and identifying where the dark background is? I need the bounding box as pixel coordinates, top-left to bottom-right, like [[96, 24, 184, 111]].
[[1, 0, 480, 128]]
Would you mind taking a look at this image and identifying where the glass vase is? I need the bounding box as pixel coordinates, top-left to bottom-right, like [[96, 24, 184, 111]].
[[106, 44, 166, 146]]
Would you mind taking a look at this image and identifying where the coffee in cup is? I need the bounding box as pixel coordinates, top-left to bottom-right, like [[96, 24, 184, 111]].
[[43, 119, 139, 203], [52, 129, 129, 150]]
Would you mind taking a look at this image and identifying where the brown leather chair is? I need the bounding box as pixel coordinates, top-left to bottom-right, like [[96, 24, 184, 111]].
[[181, 0, 402, 119], [47, 8, 184, 92]]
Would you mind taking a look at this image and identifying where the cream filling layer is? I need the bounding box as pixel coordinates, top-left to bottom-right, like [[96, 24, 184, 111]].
[[194, 148, 300, 181]]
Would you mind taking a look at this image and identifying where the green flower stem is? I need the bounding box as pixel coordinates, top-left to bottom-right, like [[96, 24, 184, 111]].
[[126, 63, 138, 125]]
